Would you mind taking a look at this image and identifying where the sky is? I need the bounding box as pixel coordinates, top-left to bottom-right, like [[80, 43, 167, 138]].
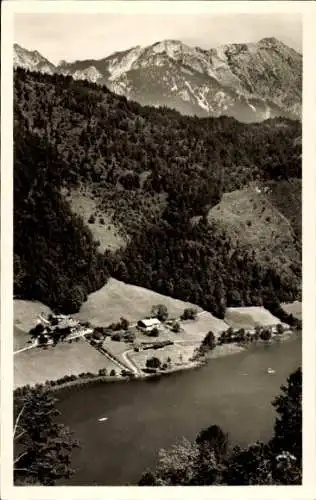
[[14, 12, 302, 65]]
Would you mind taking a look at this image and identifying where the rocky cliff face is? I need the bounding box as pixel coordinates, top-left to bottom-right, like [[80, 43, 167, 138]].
[[14, 37, 302, 123], [14, 43, 56, 75]]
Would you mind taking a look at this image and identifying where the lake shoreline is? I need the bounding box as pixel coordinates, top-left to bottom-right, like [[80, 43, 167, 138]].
[[15, 330, 299, 393], [55, 333, 301, 486]]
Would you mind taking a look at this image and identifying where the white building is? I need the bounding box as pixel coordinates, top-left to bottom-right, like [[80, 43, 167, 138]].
[[137, 318, 161, 332]]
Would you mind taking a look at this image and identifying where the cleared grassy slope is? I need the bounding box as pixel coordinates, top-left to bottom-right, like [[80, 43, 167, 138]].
[[267, 179, 301, 239], [14, 300, 52, 350], [207, 181, 300, 280], [74, 278, 228, 331], [66, 188, 127, 251], [281, 301, 302, 320], [224, 306, 283, 329]]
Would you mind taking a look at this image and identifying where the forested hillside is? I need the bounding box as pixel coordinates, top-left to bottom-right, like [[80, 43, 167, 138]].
[[14, 68, 301, 315], [14, 114, 109, 312]]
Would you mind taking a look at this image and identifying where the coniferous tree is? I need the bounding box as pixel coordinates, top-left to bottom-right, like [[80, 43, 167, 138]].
[[14, 387, 78, 485]]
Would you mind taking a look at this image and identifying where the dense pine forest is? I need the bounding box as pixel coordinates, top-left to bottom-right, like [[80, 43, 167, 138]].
[[14, 68, 302, 315], [14, 114, 109, 312]]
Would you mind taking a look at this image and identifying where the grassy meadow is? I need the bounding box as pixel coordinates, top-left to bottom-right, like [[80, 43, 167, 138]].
[[14, 280, 298, 388], [224, 306, 282, 329], [74, 278, 208, 326], [14, 339, 119, 388], [14, 299, 52, 351]]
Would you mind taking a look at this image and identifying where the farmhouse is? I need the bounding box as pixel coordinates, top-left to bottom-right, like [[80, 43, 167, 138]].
[[137, 318, 161, 332]]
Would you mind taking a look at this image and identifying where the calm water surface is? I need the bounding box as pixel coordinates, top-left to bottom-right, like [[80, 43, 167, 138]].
[[57, 334, 301, 485]]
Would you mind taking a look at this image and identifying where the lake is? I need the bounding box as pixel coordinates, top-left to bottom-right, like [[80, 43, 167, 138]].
[[57, 333, 301, 485]]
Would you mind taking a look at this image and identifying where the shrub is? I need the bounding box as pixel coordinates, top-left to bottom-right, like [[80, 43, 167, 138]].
[[120, 317, 129, 330], [111, 333, 121, 341], [151, 304, 168, 322], [146, 357, 161, 369], [149, 327, 159, 337], [172, 321, 181, 333], [181, 308, 198, 320], [260, 328, 272, 341], [276, 323, 285, 334], [202, 331, 216, 350]]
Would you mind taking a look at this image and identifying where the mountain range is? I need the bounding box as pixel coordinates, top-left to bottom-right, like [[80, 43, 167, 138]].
[[14, 37, 302, 123]]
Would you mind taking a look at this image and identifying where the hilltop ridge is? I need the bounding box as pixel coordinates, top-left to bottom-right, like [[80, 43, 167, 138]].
[[14, 37, 301, 122]]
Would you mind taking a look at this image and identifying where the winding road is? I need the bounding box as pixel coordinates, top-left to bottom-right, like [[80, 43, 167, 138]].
[[96, 343, 141, 377], [121, 349, 142, 376]]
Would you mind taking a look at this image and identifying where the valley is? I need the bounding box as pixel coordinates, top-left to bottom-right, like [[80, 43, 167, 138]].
[[13, 66, 302, 391], [12, 25, 303, 487], [14, 277, 300, 389]]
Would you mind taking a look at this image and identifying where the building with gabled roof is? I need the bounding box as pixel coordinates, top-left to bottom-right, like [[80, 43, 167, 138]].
[[137, 318, 161, 332]]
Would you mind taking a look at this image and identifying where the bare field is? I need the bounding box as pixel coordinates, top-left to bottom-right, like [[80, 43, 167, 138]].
[[14, 339, 118, 388], [224, 306, 282, 329], [74, 278, 206, 326]]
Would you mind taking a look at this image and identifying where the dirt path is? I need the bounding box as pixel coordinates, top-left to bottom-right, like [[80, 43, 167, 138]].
[[95, 343, 133, 374], [14, 344, 37, 355], [121, 349, 142, 377]]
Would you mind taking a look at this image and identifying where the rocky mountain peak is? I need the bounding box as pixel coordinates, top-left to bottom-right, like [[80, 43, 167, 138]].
[[14, 43, 56, 74], [14, 38, 302, 123]]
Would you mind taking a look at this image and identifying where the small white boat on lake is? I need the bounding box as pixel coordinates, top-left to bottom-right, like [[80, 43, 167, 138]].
[[98, 417, 108, 422], [267, 368, 276, 374]]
